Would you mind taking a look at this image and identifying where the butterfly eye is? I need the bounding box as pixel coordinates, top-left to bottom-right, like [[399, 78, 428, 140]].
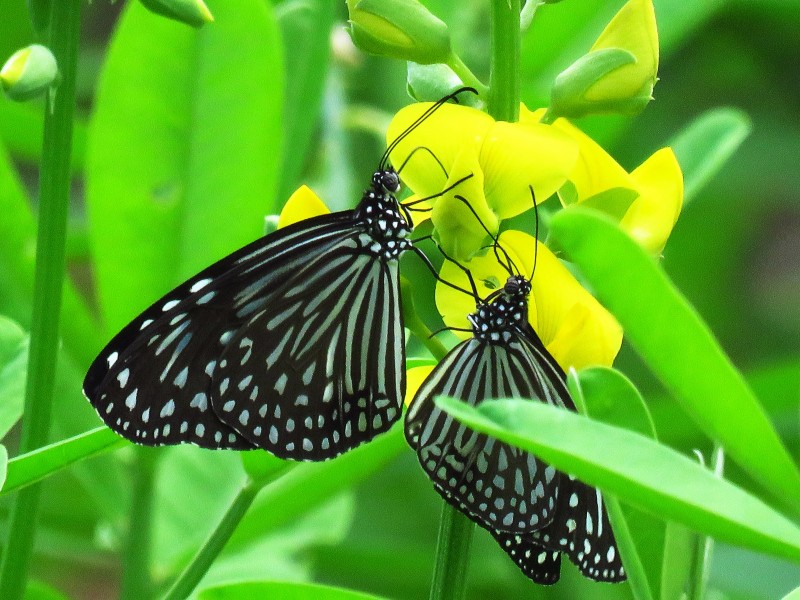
[[380, 170, 401, 193]]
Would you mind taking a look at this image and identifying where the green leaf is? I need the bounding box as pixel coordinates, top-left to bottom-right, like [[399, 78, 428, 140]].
[[549, 208, 800, 513], [569, 366, 656, 439], [197, 581, 384, 600], [0, 444, 7, 490], [275, 0, 334, 201], [86, 0, 284, 334], [669, 107, 751, 204], [0, 315, 27, 439], [435, 397, 800, 565], [1, 427, 124, 495], [783, 584, 800, 600], [23, 579, 69, 600]]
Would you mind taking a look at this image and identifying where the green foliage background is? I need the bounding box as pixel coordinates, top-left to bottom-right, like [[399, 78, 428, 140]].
[[0, 0, 798, 599]]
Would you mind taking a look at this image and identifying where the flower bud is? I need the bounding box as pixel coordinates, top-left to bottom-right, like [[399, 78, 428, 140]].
[[139, 0, 214, 29], [348, 0, 451, 65], [550, 0, 658, 118], [1, 44, 58, 102]]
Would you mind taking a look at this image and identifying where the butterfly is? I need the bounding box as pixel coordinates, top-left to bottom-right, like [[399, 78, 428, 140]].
[[405, 263, 625, 583], [83, 88, 475, 461]]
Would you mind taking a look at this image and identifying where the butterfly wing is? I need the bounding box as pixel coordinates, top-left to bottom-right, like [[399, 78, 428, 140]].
[[405, 330, 572, 533], [490, 531, 563, 585], [83, 211, 362, 450], [493, 477, 625, 583], [211, 241, 405, 460]]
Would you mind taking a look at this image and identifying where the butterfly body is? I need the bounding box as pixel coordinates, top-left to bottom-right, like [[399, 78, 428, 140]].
[[406, 274, 624, 584], [84, 168, 409, 460]]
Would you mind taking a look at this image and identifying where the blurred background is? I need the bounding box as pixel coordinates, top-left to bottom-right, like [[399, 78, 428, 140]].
[[0, 0, 798, 598]]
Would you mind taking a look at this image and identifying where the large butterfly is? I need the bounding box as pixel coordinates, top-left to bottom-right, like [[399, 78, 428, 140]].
[[83, 89, 474, 461], [405, 274, 625, 584]]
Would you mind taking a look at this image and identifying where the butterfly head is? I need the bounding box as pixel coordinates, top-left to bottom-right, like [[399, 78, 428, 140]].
[[503, 275, 531, 299], [373, 168, 401, 195], [469, 276, 531, 343]]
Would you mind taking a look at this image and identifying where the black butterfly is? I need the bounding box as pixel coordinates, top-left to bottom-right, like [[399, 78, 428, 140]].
[[83, 88, 475, 461], [405, 272, 625, 584]]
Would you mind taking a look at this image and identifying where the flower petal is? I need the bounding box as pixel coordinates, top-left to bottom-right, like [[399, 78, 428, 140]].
[[587, 0, 659, 103], [277, 185, 330, 229], [387, 102, 494, 198], [481, 120, 579, 218], [431, 148, 498, 260], [406, 365, 435, 406], [622, 147, 684, 253], [500, 230, 622, 369]]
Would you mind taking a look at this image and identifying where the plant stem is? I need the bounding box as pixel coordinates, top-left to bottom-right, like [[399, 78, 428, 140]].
[[120, 449, 159, 600], [429, 501, 476, 600], [446, 52, 489, 97], [0, 2, 81, 599], [161, 465, 291, 600], [488, 0, 521, 123], [687, 446, 723, 600], [427, 4, 524, 600]]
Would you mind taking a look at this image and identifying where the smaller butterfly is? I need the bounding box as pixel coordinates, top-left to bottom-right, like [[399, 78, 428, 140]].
[[405, 221, 625, 584]]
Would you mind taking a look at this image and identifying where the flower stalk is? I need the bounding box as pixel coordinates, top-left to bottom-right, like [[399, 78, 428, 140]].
[[0, 1, 81, 598]]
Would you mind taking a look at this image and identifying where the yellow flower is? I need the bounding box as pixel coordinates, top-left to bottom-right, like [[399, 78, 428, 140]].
[[386, 102, 578, 260], [587, 0, 658, 106], [550, 0, 659, 118], [435, 230, 622, 371], [522, 106, 683, 253], [277, 185, 330, 228]]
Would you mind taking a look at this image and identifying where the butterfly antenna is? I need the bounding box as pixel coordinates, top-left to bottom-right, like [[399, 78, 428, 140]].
[[430, 242, 481, 302], [396, 146, 449, 180], [380, 87, 478, 171], [404, 173, 475, 210], [530, 185, 539, 280], [410, 243, 477, 300], [451, 194, 520, 277], [429, 325, 473, 338]]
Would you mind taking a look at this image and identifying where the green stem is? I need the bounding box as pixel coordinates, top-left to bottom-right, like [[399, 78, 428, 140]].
[[446, 52, 489, 97], [687, 447, 723, 600], [429, 502, 475, 600], [426, 4, 524, 599], [0, 3, 81, 599], [161, 466, 291, 600], [488, 0, 521, 123], [120, 449, 159, 600]]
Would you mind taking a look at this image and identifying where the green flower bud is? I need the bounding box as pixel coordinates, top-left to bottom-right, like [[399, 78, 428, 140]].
[[550, 0, 659, 118], [139, 0, 214, 29], [348, 0, 451, 65], [0, 44, 58, 102]]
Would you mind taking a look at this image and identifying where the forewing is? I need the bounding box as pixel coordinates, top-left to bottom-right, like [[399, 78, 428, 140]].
[[405, 334, 569, 533], [211, 243, 405, 460], [83, 212, 358, 450]]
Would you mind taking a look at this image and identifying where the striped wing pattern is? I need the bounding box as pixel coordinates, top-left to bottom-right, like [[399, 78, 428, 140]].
[[212, 241, 404, 459], [493, 476, 625, 583], [405, 332, 572, 533], [83, 208, 405, 456]]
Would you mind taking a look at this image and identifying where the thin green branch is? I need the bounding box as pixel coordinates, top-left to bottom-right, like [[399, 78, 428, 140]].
[[488, 0, 521, 122], [429, 501, 476, 600], [0, 2, 82, 598], [446, 52, 489, 97], [161, 465, 293, 600], [120, 449, 159, 600], [426, 3, 524, 599]]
